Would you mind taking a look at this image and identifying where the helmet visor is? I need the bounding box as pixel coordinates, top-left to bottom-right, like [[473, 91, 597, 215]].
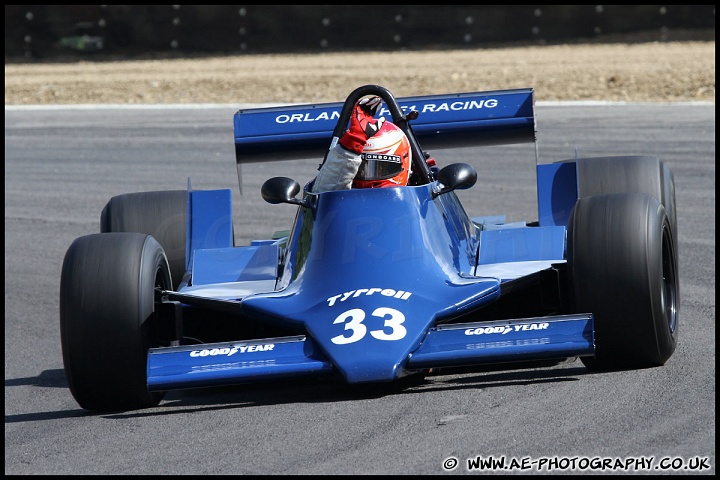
[[355, 153, 404, 181]]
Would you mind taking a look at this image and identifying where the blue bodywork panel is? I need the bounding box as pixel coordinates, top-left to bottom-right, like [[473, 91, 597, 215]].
[[186, 188, 234, 273], [537, 162, 579, 227], [478, 226, 566, 264], [191, 245, 279, 285]]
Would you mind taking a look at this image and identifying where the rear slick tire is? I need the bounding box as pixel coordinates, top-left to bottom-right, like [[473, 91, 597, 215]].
[[568, 193, 679, 371], [60, 233, 170, 412], [101, 190, 187, 290]]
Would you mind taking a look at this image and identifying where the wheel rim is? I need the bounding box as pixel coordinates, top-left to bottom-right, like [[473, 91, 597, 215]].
[[661, 223, 678, 335]]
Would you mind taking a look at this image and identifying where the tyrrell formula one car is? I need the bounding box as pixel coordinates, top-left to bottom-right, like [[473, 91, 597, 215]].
[[60, 85, 679, 412]]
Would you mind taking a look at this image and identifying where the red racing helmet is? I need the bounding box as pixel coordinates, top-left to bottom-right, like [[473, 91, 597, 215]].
[[352, 121, 412, 188]]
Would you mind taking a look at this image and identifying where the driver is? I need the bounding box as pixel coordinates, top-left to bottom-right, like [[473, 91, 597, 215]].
[[311, 96, 412, 193]]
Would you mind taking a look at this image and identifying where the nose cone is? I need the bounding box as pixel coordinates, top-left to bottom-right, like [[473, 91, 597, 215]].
[[240, 184, 499, 383]]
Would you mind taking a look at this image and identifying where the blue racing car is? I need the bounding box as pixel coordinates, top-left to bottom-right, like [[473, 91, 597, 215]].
[[60, 85, 679, 412]]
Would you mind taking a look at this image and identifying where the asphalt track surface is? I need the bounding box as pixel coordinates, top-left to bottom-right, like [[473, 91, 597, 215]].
[[5, 102, 715, 475]]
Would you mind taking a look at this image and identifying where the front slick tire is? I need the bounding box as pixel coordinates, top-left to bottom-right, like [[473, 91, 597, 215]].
[[60, 233, 171, 412], [568, 193, 678, 371]]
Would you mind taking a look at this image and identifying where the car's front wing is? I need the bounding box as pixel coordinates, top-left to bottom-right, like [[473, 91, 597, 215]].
[[147, 314, 594, 391]]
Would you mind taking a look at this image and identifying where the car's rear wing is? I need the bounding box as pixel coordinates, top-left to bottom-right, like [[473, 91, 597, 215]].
[[233, 87, 536, 166]]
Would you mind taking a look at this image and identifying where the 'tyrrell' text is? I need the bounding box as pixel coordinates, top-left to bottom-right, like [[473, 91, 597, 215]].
[[326, 288, 412, 307]]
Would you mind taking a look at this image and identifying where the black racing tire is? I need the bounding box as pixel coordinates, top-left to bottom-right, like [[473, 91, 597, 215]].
[[101, 190, 187, 290], [60, 233, 170, 412], [572, 155, 677, 241], [659, 160, 678, 249], [568, 193, 679, 371]]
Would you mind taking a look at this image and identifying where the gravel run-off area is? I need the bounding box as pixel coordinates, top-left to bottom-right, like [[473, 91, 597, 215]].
[[4, 37, 715, 105]]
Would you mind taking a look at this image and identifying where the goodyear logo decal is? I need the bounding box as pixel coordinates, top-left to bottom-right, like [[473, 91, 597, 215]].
[[464, 323, 549, 335], [189, 344, 275, 357]]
